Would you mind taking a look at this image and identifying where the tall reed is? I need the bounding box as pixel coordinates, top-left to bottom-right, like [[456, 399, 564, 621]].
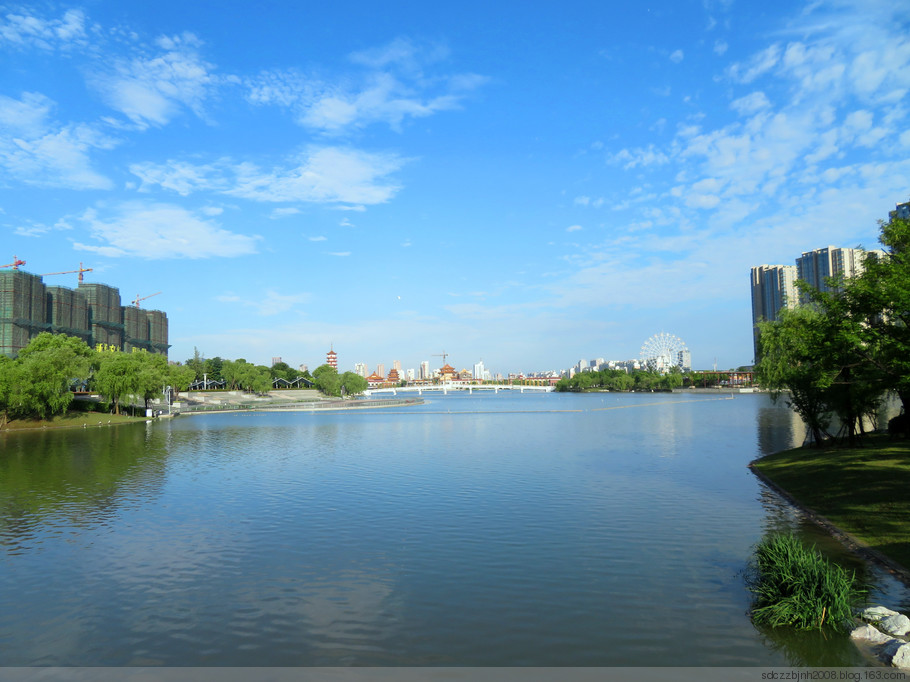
[[747, 534, 865, 632]]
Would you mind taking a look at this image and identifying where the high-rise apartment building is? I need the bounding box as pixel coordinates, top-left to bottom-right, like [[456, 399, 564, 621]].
[[354, 362, 367, 377], [795, 246, 870, 303], [393, 359, 401, 372], [419, 360, 429, 380], [677, 349, 692, 372], [473, 360, 485, 381], [750, 264, 798, 359], [376, 363, 385, 379]]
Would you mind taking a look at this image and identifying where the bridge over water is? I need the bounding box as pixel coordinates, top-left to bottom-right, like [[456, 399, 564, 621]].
[[363, 383, 554, 397]]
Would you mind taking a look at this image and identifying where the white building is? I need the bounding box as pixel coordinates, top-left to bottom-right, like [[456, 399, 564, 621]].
[[354, 362, 367, 377], [473, 360, 485, 381], [419, 360, 430, 380]]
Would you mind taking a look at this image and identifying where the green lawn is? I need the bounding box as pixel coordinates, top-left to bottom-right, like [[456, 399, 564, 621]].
[[1, 411, 149, 431], [751, 434, 910, 572]]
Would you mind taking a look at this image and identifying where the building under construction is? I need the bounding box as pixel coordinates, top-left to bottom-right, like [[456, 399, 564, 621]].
[[0, 269, 168, 358]]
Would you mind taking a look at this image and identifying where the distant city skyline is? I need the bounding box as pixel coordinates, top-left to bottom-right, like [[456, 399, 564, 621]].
[[3, 2, 908, 373]]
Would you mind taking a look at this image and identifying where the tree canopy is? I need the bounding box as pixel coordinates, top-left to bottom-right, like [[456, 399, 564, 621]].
[[755, 212, 910, 445]]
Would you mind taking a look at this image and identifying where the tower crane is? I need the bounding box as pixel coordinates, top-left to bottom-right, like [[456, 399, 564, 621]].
[[432, 351, 449, 365], [132, 292, 162, 308], [1, 256, 25, 270], [40, 262, 93, 283]]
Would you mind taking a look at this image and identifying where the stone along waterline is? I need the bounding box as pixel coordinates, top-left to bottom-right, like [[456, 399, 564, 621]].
[[1, 391, 908, 666]]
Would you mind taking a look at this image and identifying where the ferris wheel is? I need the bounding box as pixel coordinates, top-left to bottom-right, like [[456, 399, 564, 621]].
[[640, 332, 687, 372]]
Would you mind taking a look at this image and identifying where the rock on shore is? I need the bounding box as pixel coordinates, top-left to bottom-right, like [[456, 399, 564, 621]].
[[851, 605, 910, 668]]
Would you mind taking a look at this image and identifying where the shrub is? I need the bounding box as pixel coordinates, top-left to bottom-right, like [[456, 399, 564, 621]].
[[747, 534, 865, 632]]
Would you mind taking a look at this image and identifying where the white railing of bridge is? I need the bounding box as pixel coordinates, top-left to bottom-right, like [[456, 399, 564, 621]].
[[363, 383, 554, 397]]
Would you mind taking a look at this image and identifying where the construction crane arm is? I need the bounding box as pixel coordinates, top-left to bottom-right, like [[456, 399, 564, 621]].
[[133, 292, 162, 308]]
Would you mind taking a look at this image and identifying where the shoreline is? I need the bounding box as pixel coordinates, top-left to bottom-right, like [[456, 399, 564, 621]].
[[0, 396, 426, 431], [748, 455, 910, 587]]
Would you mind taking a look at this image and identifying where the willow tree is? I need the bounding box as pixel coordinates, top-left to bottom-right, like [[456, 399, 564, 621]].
[[6, 333, 93, 420]]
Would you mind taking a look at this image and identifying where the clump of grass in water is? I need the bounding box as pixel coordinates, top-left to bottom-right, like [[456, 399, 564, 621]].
[[747, 534, 866, 632]]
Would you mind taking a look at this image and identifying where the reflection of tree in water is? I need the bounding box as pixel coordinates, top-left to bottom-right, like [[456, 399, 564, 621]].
[[752, 623, 871, 667], [0, 424, 169, 549], [757, 404, 807, 456]]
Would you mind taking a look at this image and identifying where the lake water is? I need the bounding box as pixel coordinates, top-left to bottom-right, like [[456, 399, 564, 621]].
[[1, 391, 907, 666]]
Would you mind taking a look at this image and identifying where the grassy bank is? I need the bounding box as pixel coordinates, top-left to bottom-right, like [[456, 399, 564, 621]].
[[0, 412, 150, 431], [751, 434, 910, 572]]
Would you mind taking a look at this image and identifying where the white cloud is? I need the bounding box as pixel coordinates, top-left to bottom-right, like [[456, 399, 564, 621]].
[[231, 147, 405, 205], [670, 50, 684, 64], [726, 44, 781, 83], [13, 218, 71, 238], [131, 146, 406, 206], [714, 40, 729, 56], [90, 32, 215, 129], [309, 236, 327, 242], [730, 91, 771, 115], [0, 8, 89, 50], [244, 38, 488, 134], [270, 207, 300, 219], [130, 159, 225, 195], [566, 224, 583, 232], [217, 290, 310, 316], [72, 202, 260, 259], [0, 92, 115, 189], [608, 144, 670, 170], [328, 251, 351, 257]]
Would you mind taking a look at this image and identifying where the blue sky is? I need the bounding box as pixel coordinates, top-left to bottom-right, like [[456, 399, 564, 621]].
[[2, 1, 909, 375]]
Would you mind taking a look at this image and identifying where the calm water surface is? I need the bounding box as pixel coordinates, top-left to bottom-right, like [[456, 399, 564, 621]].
[[1, 391, 907, 666]]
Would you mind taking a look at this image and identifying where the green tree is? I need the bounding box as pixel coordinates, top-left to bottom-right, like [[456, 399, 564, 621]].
[[270, 361, 294, 381], [756, 306, 835, 445], [9, 333, 93, 419], [313, 364, 342, 396], [836, 215, 910, 415], [222, 359, 271, 393], [186, 347, 205, 381], [93, 349, 142, 415], [340, 371, 368, 396], [203, 356, 224, 382], [168, 363, 196, 393], [0, 355, 15, 426]]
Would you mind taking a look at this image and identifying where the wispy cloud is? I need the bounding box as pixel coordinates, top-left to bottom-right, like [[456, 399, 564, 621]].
[[270, 207, 300, 219], [0, 92, 116, 189], [0, 8, 90, 51], [131, 146, 406, 206], [89, 33, 216, 129], [216, 290, 310, 316], [72, 202, 260, 258], [243, 38, 488, 135]]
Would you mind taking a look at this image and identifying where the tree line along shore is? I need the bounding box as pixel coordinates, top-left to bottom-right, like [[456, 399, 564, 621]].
[[0, 334, 366, 429]]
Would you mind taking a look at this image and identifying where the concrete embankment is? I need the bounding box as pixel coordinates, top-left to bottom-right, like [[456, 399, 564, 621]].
[[171, 390, 423, 415]]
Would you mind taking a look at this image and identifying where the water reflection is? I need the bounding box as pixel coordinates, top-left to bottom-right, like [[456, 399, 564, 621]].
[[0, 425, 168, 552], [1, 393, 908, 666]]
